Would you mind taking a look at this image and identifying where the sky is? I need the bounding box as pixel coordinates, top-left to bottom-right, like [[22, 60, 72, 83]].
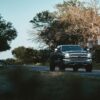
[[0, 0, 64, 59]]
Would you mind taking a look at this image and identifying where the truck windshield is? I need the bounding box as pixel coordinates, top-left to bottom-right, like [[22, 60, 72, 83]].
[[62, 45, 82, 51]]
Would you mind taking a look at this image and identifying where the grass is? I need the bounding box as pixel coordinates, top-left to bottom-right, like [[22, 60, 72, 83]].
[[40, 72, 100, 100], [0, 66, 100, 100]]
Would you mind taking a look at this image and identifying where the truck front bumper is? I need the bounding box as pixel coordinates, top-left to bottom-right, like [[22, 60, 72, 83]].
[[63, 58, 92, 66]]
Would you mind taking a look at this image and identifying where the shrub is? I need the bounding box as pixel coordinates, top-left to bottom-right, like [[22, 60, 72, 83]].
[[93, 45, 100, 63]]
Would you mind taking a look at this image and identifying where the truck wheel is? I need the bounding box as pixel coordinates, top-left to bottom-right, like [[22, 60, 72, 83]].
[[85, 64, 92, 72], [50, 62, 55, 71], [73, 66, 78, 72], [59, 61, 65, 71]]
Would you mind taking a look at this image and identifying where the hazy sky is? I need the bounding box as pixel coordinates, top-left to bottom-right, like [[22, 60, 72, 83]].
[[0, 0, 64, 59]]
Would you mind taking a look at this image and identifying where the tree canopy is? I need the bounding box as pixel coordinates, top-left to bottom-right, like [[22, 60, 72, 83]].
[[0, 15, 17, 51], [30, 0, 100, 49], [56, 0, 100, 44], [30, 10, 78, 49], [12, 46, 50, 64]]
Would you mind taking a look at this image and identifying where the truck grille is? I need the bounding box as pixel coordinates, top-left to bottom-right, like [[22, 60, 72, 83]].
[[70, 53, 87, 57], [70, 57, 87, 62]]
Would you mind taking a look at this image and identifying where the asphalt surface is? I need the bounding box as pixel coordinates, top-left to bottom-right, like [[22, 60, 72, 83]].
[[6, 65, 100, 78], [30, 66, 100, 78]]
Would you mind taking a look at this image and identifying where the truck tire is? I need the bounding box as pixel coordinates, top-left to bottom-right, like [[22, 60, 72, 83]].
[[73, 66, 78, 72], [49, 52, 56, 71], [50, 61, 55, 71], [59, 61, 65, 71], [85, 64, 92, 72]]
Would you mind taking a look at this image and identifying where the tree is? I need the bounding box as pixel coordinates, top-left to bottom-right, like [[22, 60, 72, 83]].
[[0, 15, 17, 51], [12, 46, 50, 64], [30, 10, 58, 49], [37, 49, 50, 64], [30, 7, 84, 49], [56, 0, 100, 46], [30, 10, 55, 30], [24, 48, 38, 64], [12, 46, 26, 62], [30, 0, 100, 49], [12, 46, 38, 64], [5, 58, 16, 65]]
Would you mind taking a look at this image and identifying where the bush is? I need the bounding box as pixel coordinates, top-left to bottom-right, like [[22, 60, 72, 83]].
[[93, 45, 100, 63]]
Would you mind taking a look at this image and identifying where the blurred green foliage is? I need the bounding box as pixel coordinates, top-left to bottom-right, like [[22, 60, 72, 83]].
[[0, 69, 100, 100]]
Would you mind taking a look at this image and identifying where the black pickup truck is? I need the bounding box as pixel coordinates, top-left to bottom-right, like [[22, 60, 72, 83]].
[[49, 45, 92, 72]]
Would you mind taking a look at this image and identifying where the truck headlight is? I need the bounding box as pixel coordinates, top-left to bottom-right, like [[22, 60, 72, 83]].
[[65, 53, 70, 58], [87, 53, 91, 58]]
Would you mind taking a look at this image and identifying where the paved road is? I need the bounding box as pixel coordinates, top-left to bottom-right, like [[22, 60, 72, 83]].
[[6, 65, 100, 78], [30, 66, 100, 77]]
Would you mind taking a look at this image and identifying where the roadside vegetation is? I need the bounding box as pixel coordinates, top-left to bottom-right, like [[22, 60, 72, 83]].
[[0, 67, 100, 100], [0, 15, 17, 52]]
